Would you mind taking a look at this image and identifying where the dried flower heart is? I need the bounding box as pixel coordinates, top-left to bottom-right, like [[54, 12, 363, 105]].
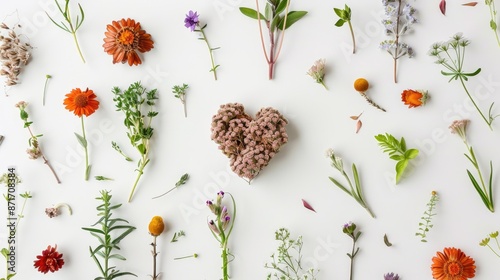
[[211, 103, 288, 184]]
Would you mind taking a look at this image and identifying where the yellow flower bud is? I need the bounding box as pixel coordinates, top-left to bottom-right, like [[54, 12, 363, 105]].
[[148, 216, 165, 236]]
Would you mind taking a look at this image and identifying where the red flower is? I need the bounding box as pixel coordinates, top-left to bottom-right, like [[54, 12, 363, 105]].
[[34, 245, 64, 274]]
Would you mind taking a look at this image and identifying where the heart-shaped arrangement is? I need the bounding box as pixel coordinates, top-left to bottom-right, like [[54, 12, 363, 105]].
[[211, 103, 288, 184]]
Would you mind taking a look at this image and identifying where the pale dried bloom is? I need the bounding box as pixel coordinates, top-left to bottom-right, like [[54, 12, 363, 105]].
[[15, 100, 27, 109], [307, 59, 327, 89], [45, 207, 59, 218], [0, 23, 32, 87], [449, 119, 470, 142], [27, 146, 42, 159]]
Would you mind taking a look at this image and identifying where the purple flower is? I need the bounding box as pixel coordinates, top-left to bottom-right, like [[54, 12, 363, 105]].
[[184, 10, 199, 31], [384, 272, 399, 280]]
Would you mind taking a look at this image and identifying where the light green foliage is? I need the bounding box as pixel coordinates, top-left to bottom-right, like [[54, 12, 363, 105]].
[[265, 228, 318, 280], [112, 82, 158, 202], [416, 191, 439, 242], [334, 4, 351, 27], [240, 0, 307, 31], [81, 190, 136, 280], [375, 133, 419, 184], [480, 231, 500, 258]]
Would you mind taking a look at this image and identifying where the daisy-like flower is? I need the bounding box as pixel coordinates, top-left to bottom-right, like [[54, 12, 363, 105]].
[[431, 247, 476, 280], [103, 18, 154, 66], [307, 59, 327, 90], [401, 89, 428, 108], [184, 10, 199, 31], [33, 245, 64, 274], [63, 88, 100, 180]]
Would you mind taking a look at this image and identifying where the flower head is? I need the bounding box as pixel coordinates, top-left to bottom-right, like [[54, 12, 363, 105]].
[[354, 78, 369, 93], [184, 11, 200, 31], [63, 88, 99, 117], [431, 247, 476, 280], [34, 245, 64, 274], [449, 119, 470, 142], [307, 59, 327, 88], [15, 101, 28, 110], [342, 221, 356, 235], [45, 207, 59, 218], [148, 216, 165, 237], [401, 89, 428, 108], [384, 272, 400, 280], [26, 146, 42, 159], [103, 18, 154, 66]]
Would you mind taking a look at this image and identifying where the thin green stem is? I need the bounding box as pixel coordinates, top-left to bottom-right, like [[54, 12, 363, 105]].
[[494, 236, 500, 251], [347, 20, 356, 54], [486, 243, 500, 258], [349, 238, 356, 280], [128, 155, 148, 202], [459, 76, 492, 130], [487, 1, 500, 47], [199, 27, 217, 80], [81, 116, 89, 181], [72, 31, 85, 63], [42, 75, 51, 106]]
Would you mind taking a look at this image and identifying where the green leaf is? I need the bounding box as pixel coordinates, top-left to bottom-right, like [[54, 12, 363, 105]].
[[75, 132, 87, 148], [270, 15, 281, 32], [491, 19, 497, 30], [278, 11, 308, 30], [108, 254, 126, 260], [265, 3, 273, 21], [333, 8, 344, 18], [395, 159, 408, 184], [329, 177, 352, 196], [275, 0, 289, 15], [1, 248, 8, 258], [82, 227, 105, 235], [405, 149, 419, 159], [239, 7, 266, 20], [467, 169, 490, 207], [463, 68, 482, 77], [334, 19, 346, 27]]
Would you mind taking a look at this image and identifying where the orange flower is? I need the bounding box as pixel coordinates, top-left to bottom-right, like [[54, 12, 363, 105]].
[[431, 247, 476, 280], [354, 78, 369, 93], [63, 88, 99, 117], [401, 89, 428, 108], [148, 216, 165, 237], [103, 18, 154, 66]]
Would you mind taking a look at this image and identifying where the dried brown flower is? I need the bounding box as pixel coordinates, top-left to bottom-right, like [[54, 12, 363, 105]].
[[0, 23, 31, 87]]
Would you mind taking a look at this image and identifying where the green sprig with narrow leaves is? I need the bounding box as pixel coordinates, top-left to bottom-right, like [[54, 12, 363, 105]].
[[112, 82, 158, 202], [152, 173, 189, 199], [46, 0, 85, 62], [429, 33, 497, 130], [172, 84, 189, 117], [334, 4, 355, 54], [170, 230, 186, 243], [81, 190, 136, 280], [480, 231, 500, 258], [326, 149, 375, 218], [416, 191, 439, 242], [485, 0, 500, 47], [375, 133, 419, 184], [240, 0, 307, 79], [264, 228, 318, 280], [111, 141, 132, 162]]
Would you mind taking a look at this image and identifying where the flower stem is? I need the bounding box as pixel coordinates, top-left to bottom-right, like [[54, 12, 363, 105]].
[[199, 27, 218, 80], [42, 75, 51, 106], [347, 20, 356, 54], [151, 236, 159, 280], [81, 116, 89, 181], [128, 153, 149, 202], [349, 239, 356, 280], [72, 31, 85, 63], [459, 76, 493, 130], [27, 127, 60, 184], [268, 23, 276, 80], [393, 0, 402, 83], [222, 242, 229, 280]]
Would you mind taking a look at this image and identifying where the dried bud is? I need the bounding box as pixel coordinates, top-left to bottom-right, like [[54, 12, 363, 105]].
[[148, 216, 165, 237]]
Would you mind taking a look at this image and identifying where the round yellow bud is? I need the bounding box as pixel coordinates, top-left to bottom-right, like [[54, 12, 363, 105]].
[[148, 216, 165, 236]]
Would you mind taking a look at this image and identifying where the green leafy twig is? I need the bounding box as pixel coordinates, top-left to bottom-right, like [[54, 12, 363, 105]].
[[343, 222, 361, 280], [334, 4, 355, 54], [480, 231, 500, 258], [240, 0, 307, 79], [170, 230, 186, 243], [486, 0, 500, 47], [264, 228, 318, 280], [416, 191, 439, 242], [152, 173, 189, 199], [326, 149, 375, 218], [46, 0, 85, 63], [429, 33, 497, 130], [81, 190, 137, 280], [42, 75, 51, 106], [111, 141, 132, 162], [172, 84, 189, 117], [112, 82, 158, 202], [375, 133, 419, 184]]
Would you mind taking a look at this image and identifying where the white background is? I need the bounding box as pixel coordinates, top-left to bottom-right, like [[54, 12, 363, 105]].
[[1, 0, 500, 279]]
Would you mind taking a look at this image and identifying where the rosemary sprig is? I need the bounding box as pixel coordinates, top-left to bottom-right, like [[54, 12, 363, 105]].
[[46, 0, 85, 63], [415, 191, 439, 242], [81, 190, 136, 280]]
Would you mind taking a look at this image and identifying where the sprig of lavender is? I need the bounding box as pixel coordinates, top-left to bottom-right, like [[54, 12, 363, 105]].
[[380, 0, 417, 83], [264, 228, 318, 280], [46, 0, 85, 63], [429, 34, 497, 130], [172, 84, 189, 117], [416, 191, 439, 242], [240, 0, 307, 79]]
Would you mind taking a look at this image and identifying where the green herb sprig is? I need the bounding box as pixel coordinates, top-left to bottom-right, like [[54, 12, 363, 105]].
[[152, 173, 189, 199], [375, 133, 419, 184], [264, 228, 318, 280], [334, 4, 355, 54], [240, 0, 307, 79], [170, 230, 186, 243], [112, 82, 158, 202], [416, 191, 439, 242], [172, 84, 189, 117], [486, 0, 500, 47], [82, 190, 136, 280], [480, 231, 500, 258], [46, 0, 85, 62], [429, 34, 497, 130], [326, 149, 375, 218], [111, 141, 132, 162]]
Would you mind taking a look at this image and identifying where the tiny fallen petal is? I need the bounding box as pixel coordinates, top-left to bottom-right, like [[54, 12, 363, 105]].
[[439, 0, 446, 15], [462, 2, 477, 6], [356, 120, 362, 134], [302, 199, 316, 212]]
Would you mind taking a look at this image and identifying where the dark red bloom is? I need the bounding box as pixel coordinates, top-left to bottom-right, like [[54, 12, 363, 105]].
[[34, 245, 64, 273]]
